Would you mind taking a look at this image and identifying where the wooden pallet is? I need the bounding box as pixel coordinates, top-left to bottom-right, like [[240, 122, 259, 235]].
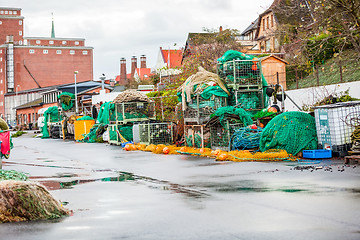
[[344, 154, 360, 164]]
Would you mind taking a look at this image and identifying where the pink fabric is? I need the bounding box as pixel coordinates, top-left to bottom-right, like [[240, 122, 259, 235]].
[[0, 131, 10, 155]]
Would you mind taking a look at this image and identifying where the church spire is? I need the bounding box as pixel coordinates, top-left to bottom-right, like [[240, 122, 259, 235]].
[[51, 12, 55, 38]]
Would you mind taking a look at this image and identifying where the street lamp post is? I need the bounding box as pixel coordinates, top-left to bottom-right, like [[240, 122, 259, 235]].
[[100, 74, 106, 90], [74, 71, 79, 114]]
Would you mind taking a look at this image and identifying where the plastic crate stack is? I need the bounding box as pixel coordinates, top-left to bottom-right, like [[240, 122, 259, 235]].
[[217, 59, 264, 111], [314, 101, 360, 157]]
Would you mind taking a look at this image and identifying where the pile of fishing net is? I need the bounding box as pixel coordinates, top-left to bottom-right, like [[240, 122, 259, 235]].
[[259, 111, 318, 155], [121, 143, 294, 162], [81, 123, 107, 143], [0, 118, 9, 131], [113, 90, 150, 103], [76, 116, 95, 121], [58, 92, 75, 111], [0, 180, 69, 223], [177, 66, 230, 111], [351, 126, 360, 151], [41, 106, 60, 139], [0, 170, 28, 181], [97, 102, 116, 124], [208, 106, 253, 127], [230, 126, 263, 150]]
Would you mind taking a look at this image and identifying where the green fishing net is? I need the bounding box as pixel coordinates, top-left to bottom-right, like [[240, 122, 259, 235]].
[[41, 106, 59, 139], [76, 116, 95, 121], [58, 92, 75, 111], [211, 106, 253, 126], [97, 102, 115, 124], [259, 112, 318, 155]]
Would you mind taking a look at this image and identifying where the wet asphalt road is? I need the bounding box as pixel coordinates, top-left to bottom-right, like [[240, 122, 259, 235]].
[[1, 132, 360, 240]]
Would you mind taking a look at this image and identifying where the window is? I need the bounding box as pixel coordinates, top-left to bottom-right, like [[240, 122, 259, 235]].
[[0, 69, 2, 73], [267, 16, 269, 29], [49, 40, 54, 44], [5, 11, 8, 14], [43, 50, 48, 54], [0, 57, 2, 61], [36, 40, 41, 44], [75, 41, 79, 45], [19, 40, 22, 45], [82, 50, 88, 55], [62, 41, 67, 45], [56, 50, 62, 54], [265, 40, 270, 52], [263, 19, 265, 31], [19, 31, 22, 36], [9, 11, 12, 14], [29, 49, 35, 54], [0, 50, 2, 53], [70, 50, 75, 55], [0, 21, 2, 25], [19, 20, 22, 25], [0, 91, 2, 94], [271, 15, 274, 27], [0, 80, 2, 84], [0, 102, 3, 107], [13, 11, 17, 15], [0, 11, 3, 14]]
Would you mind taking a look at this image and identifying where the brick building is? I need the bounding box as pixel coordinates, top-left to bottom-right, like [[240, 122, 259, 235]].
[[0, 7, 93, 125]]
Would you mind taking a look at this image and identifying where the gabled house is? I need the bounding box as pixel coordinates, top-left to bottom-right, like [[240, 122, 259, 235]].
[[238, 18, 260, 52], [155, 47, 183, 77], [253, 0, 314, 53]]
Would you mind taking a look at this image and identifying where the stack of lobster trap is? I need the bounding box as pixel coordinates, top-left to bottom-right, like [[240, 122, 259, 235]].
[[108, 100, 156, 145], [207, 58, 266, 150]]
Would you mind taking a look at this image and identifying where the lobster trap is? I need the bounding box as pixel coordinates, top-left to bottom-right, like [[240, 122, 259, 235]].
[[229, 89, 265, 111], [138, 122, 174, 145], [210, 122, 244, 150], [217, 59, 262, 88], [113, 102, 155, 124], [184, 125, 211, 148], [314, 101, 360, 157], [183, 94, 228, 124], [108, 124, 133, 145]]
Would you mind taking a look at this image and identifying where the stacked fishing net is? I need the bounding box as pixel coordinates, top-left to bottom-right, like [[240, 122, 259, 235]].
[[58, 92, 75, 111], [177, 66, 230, 111], [113, 90, 150, 103], [230, 126, 263, 150], [81, 123, 107, 143], [41, 106, 60, 139], [0, 180, 69, 223], [97, 102, 116, 124], [259, 112, 318, 155], [209, 106, 253, 127]]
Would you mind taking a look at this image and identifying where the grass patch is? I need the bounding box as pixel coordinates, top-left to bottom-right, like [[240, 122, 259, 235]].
[[11, 131, 27, 138], [287, 50, 360, 90]]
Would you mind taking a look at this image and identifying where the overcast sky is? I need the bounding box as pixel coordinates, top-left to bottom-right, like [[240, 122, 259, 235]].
[[4, 0, 274, 80]]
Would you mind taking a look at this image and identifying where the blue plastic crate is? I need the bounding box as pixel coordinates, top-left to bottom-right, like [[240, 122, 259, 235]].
[[302, 150, 332, 159]]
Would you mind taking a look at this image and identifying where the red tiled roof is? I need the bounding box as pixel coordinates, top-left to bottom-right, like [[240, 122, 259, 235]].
[[161, 48, 183, 68], [135, 68, 153, 79]]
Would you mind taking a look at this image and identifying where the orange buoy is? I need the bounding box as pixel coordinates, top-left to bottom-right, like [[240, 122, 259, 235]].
[[180, 147, 187, 152], [124, 144, 131, 151], [163, 147, 170, 154], [199, 148, 206, 154], [212, 149, 221, 156], [218, 153, 228, 161]]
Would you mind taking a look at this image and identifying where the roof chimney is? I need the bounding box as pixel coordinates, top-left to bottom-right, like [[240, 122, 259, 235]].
[[140, 55, 146, 68], [131, 56, 137, 79], [219, 26, 223, 32], [120, 57, 127, 85]]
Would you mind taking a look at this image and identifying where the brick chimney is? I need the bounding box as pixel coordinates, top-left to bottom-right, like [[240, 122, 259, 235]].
[[140, 55, 146, 68], [219, 26, 223, 32], [131, 56, 137, 79], [120, 57, 126, 85]]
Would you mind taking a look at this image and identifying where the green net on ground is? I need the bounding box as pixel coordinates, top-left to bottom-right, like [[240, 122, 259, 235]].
[[58, 92, 75, 111], [97, 102, 115, 124], [41, 106, 59, 139], [211, 106, 253, 127], [259, 112, 318, 155], [81, 123, 106, 143], [0, 170, 28, 181]]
